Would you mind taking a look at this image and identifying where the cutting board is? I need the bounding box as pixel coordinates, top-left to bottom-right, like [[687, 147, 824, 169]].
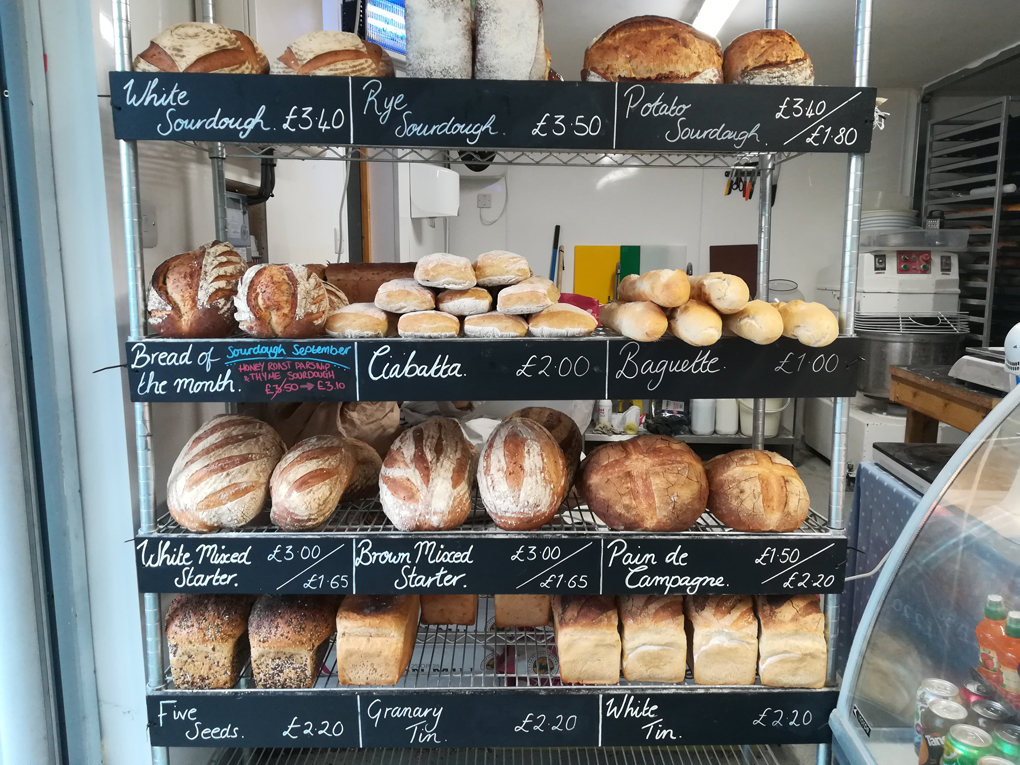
[[573, 245, 679, 303]]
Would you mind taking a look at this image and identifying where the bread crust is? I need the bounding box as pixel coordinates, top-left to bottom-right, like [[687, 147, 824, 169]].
[[507, 406, 582, 485], [777, 300, 838, 347], [474, 251, 531, 287], [685, 594, 757, 685], [339, 437, 383, 501], [723, 29, 813, 85], [397, 310, 461, 338], [436, 287, 492, 316], [234, 264, 329, 338], [374, 278, 436, 314], [583, 16, 722, 83], [274, 31, 394, 77], [705, 449, 810, 531], [496, 281, 554, 315], [421, 594, 478, 625], [618, 269, 691, 308], [552, 595, 621, 685], [690, 273, 749, 314], [335, 595, 420, 686], [494, 594, 551, 627], [270, 435, 355, 530], [326, 303, 391, 338], [618, 594, 687, 683], [754, 594, 826, 688], [667, 300, 722, 346], [134, 22, 268, 73], [599, 301, 668, 342], [414, 253, 476, 290], [528, 304, 598, 338], [722, 299, 784, 344]]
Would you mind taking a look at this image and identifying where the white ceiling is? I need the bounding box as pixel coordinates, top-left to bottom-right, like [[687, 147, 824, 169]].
[[542, 0, 1020, 90]]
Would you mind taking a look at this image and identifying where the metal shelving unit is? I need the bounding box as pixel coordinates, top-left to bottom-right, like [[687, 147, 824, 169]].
[[110, 0, 874, 761]]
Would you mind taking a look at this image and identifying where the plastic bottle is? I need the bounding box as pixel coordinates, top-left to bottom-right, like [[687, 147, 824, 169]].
[[997, 611, 1020, 703], [977, 595, 1008, 687]]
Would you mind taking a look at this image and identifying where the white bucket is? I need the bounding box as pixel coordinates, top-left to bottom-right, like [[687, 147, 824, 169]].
[[737, 398, 790, 438]]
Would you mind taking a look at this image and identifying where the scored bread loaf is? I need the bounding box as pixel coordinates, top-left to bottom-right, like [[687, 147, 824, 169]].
[[690, 273, 750, 314], [339, 437, 384, 501], [147, 242, 247, 338], [755, 595, 826, 688], [528, 303, 598, 338], [508, 406, 582, 485], [335, 595, 420, 686], [269, 436, 356, 531], [618, 270, 691, 308], [583, 17, 722, 83], [380, 418, 475, 531], [234, 264, 329, 338], [249, 595, 338, 689], [777, 300, 839, 347], [599, 301, 668, 342], [685, 595, 758, 685], [474, 0, 546, 80], [326, 303, 394, 338], [166, 594, 255, 689], [463, 312, 529, 338], [477, 417, 568, 530], [414, 253, 476, 290], [580, 435, 707, 531], [397, 311, 461, 338], [705, 449, 810, 532], [552, 595, 621, 685], [668, 300, 722, 346], [405, 0, 473, 78], [374, 279, 436, 313], [723, 29, 814, 85], [273, 31, 394, 77], [436, 287, 492, 316], [421, 594, 478, 626], [134, 22, 269, 73], [474, 251, 531, 287], [497, 279, 555, 315], [168, 414, 286, 532], [495, 594, 551, 627], [723, 300, 783, 344], [618, 595, 688, 683]]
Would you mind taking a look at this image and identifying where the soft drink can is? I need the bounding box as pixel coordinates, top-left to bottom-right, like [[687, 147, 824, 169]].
[[992, 724, 1020, 761], [961, 681, 995, 707], [915, 678, 961, 753], [919, 699, 968, 765], [976, 757, 1014, 765], [971, 700, 1011, 732], [943, 724, 994, 765]]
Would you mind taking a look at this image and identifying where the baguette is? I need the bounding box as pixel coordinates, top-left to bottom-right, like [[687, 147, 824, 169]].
[[618, 270, 690, 308], [777, 300, 839, 347], [667, 300, 722, 346], [722, 300, 783, 344], [690, 273, 750, 314], [599, 301, 668, 342]]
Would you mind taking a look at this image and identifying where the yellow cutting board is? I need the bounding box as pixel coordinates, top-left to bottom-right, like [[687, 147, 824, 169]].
[[573, 245, 621, 304]]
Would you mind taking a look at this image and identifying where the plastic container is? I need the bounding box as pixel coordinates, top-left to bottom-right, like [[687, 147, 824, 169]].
[[690, 399, 716, 436], [977, 595, 1008, 687], [737, 398, 789, 438], [715, 399, 739, 435], [874, 228, 970, 249]]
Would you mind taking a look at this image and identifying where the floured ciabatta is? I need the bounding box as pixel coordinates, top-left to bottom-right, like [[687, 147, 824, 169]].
[[272, 31, 394, 77], [474, 0, 549, 80], [405, 0, 473, 78], [133, 22, 268, 73], [582, 17, 723, 83], [723, 29, 814, 85]]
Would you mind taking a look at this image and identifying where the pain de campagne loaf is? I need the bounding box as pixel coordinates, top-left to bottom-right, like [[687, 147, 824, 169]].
[[618, 270, 691, 308], [335, 594, 420, 685], [599, 301, 668, 342], [755, 594, 826, 688], [273, 31, 394, 77], [166, 594, 255, 689], [249, 595, 339, 689], [269, 436, 356, 531], [685, 594, 757, 685], [552, 595, 621, 685], [134, 22, 269, 73], [234, 264, 330, 338], [705, 449, 810, 531], [618, 595, 688, 683]]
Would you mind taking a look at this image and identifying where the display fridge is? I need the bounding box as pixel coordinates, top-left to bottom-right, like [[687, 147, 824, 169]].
[[832, 383, 1020, 764]]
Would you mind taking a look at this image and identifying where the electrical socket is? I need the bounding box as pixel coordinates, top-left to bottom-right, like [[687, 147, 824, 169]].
[[477, 192, 492, 209]]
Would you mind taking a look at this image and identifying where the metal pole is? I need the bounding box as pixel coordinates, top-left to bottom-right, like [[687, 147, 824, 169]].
[[210, 143, 229, 241], [112, 1, 168, 763]]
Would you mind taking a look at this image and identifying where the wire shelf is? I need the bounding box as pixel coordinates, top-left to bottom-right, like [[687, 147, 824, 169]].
[[207, 744, 785, 765]]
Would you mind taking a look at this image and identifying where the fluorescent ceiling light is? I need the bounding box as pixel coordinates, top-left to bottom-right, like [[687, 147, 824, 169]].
[[692, 0, 741, 37]]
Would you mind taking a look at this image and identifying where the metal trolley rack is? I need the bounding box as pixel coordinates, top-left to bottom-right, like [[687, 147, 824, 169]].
[[110, 0, 876, 763]]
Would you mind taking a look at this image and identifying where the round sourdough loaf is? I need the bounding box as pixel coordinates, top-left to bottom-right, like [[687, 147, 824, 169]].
[[704, 449, 810, 531], [234, 264, 330, 338], [134, 22, 269, 73], [723, 29, 814, 85], [583, 17, 722, 83], [477, 418, 568, 530], [168, 414, 286, 532], [269, 436, 356, 530], [273, 31, 394, 76], [507, 407, 582, 484], [147, 241, 248, 338], [580, 435, 708, 531], [379, 418, 475, 531], [338, 437, 383, 501]]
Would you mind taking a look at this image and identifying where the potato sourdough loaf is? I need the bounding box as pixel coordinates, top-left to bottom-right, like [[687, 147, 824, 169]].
[[166, 594, 255, 689], [723, 29, 814, 85], [583, 17, 723, 83]]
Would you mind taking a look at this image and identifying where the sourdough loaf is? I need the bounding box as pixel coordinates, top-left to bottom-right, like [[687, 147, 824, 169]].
[[583, 17, 722, 83], [249, 595, 339, 688], [134, 22, 269, 73], [705, 449, 810, 532], [507, 406, 582, 485], [273, 31, 394, 77], [269, 435, 355, 530], [234, 264, 330, 338], [474, 0, 546, 80], [166, 594, 255, 689], [723, 29, 813, 85], [339, 437, 384, 501], [405, 0, 473, 78]]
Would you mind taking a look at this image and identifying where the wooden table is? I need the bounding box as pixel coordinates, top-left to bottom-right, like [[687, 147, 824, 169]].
[[889, 365, 1002, 443]]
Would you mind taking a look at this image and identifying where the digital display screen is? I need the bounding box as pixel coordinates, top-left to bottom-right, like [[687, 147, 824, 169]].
[[365, 0, 406, 55]]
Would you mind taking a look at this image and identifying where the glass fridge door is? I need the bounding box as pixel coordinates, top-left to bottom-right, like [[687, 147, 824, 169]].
[[832, 384, 1020, 765]]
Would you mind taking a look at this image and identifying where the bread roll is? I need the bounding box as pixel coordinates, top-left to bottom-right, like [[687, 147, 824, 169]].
[[474, 251, 531, 287], [583, 17, 722, 83], [599, 301, 668, 342], [168, 414, 286, 532], [477, 418, 568, 530], [414, 253, 476, 290], [234, 264, 329, 338], [618, 595, 687, 683], [690, 273, 750, 314], [335, 595, 420, 686], [147, 242, 247, 338], [326, 303, 392, 338], [273, 31, 394, 77], [755, 595, 826, 688], [668, 300, 722, 346], [405, 0, 473, 79], [528, 304, 598, 338], [723, 29, 813, 85], [374, 279, 435, 314], [777, 300, 839, 347], [463, 312, 529, 338], [339, 437, 384, 501], [133, 22, 269, 73], [497, 280, 554, 315], [552, 595, 621, 685], [249, 595, 338, 689], [685, 595, 757, 685], [397, 311, 461, 338], [705, 449, 810, 532], [324, 263, 416, 304], [380, 418, 475, 531], [723, 300, 783, 344], [437, 287, 492, 316], [421, 594, 478, 626], [474, 0, 546, 80], [580, 435, 707, 531], [270, 436, 355, 531], [507, 406, 582, 485], [495, 594, 551, 627], [166, 594, 255, 689], [618, 270, 691, 308]]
